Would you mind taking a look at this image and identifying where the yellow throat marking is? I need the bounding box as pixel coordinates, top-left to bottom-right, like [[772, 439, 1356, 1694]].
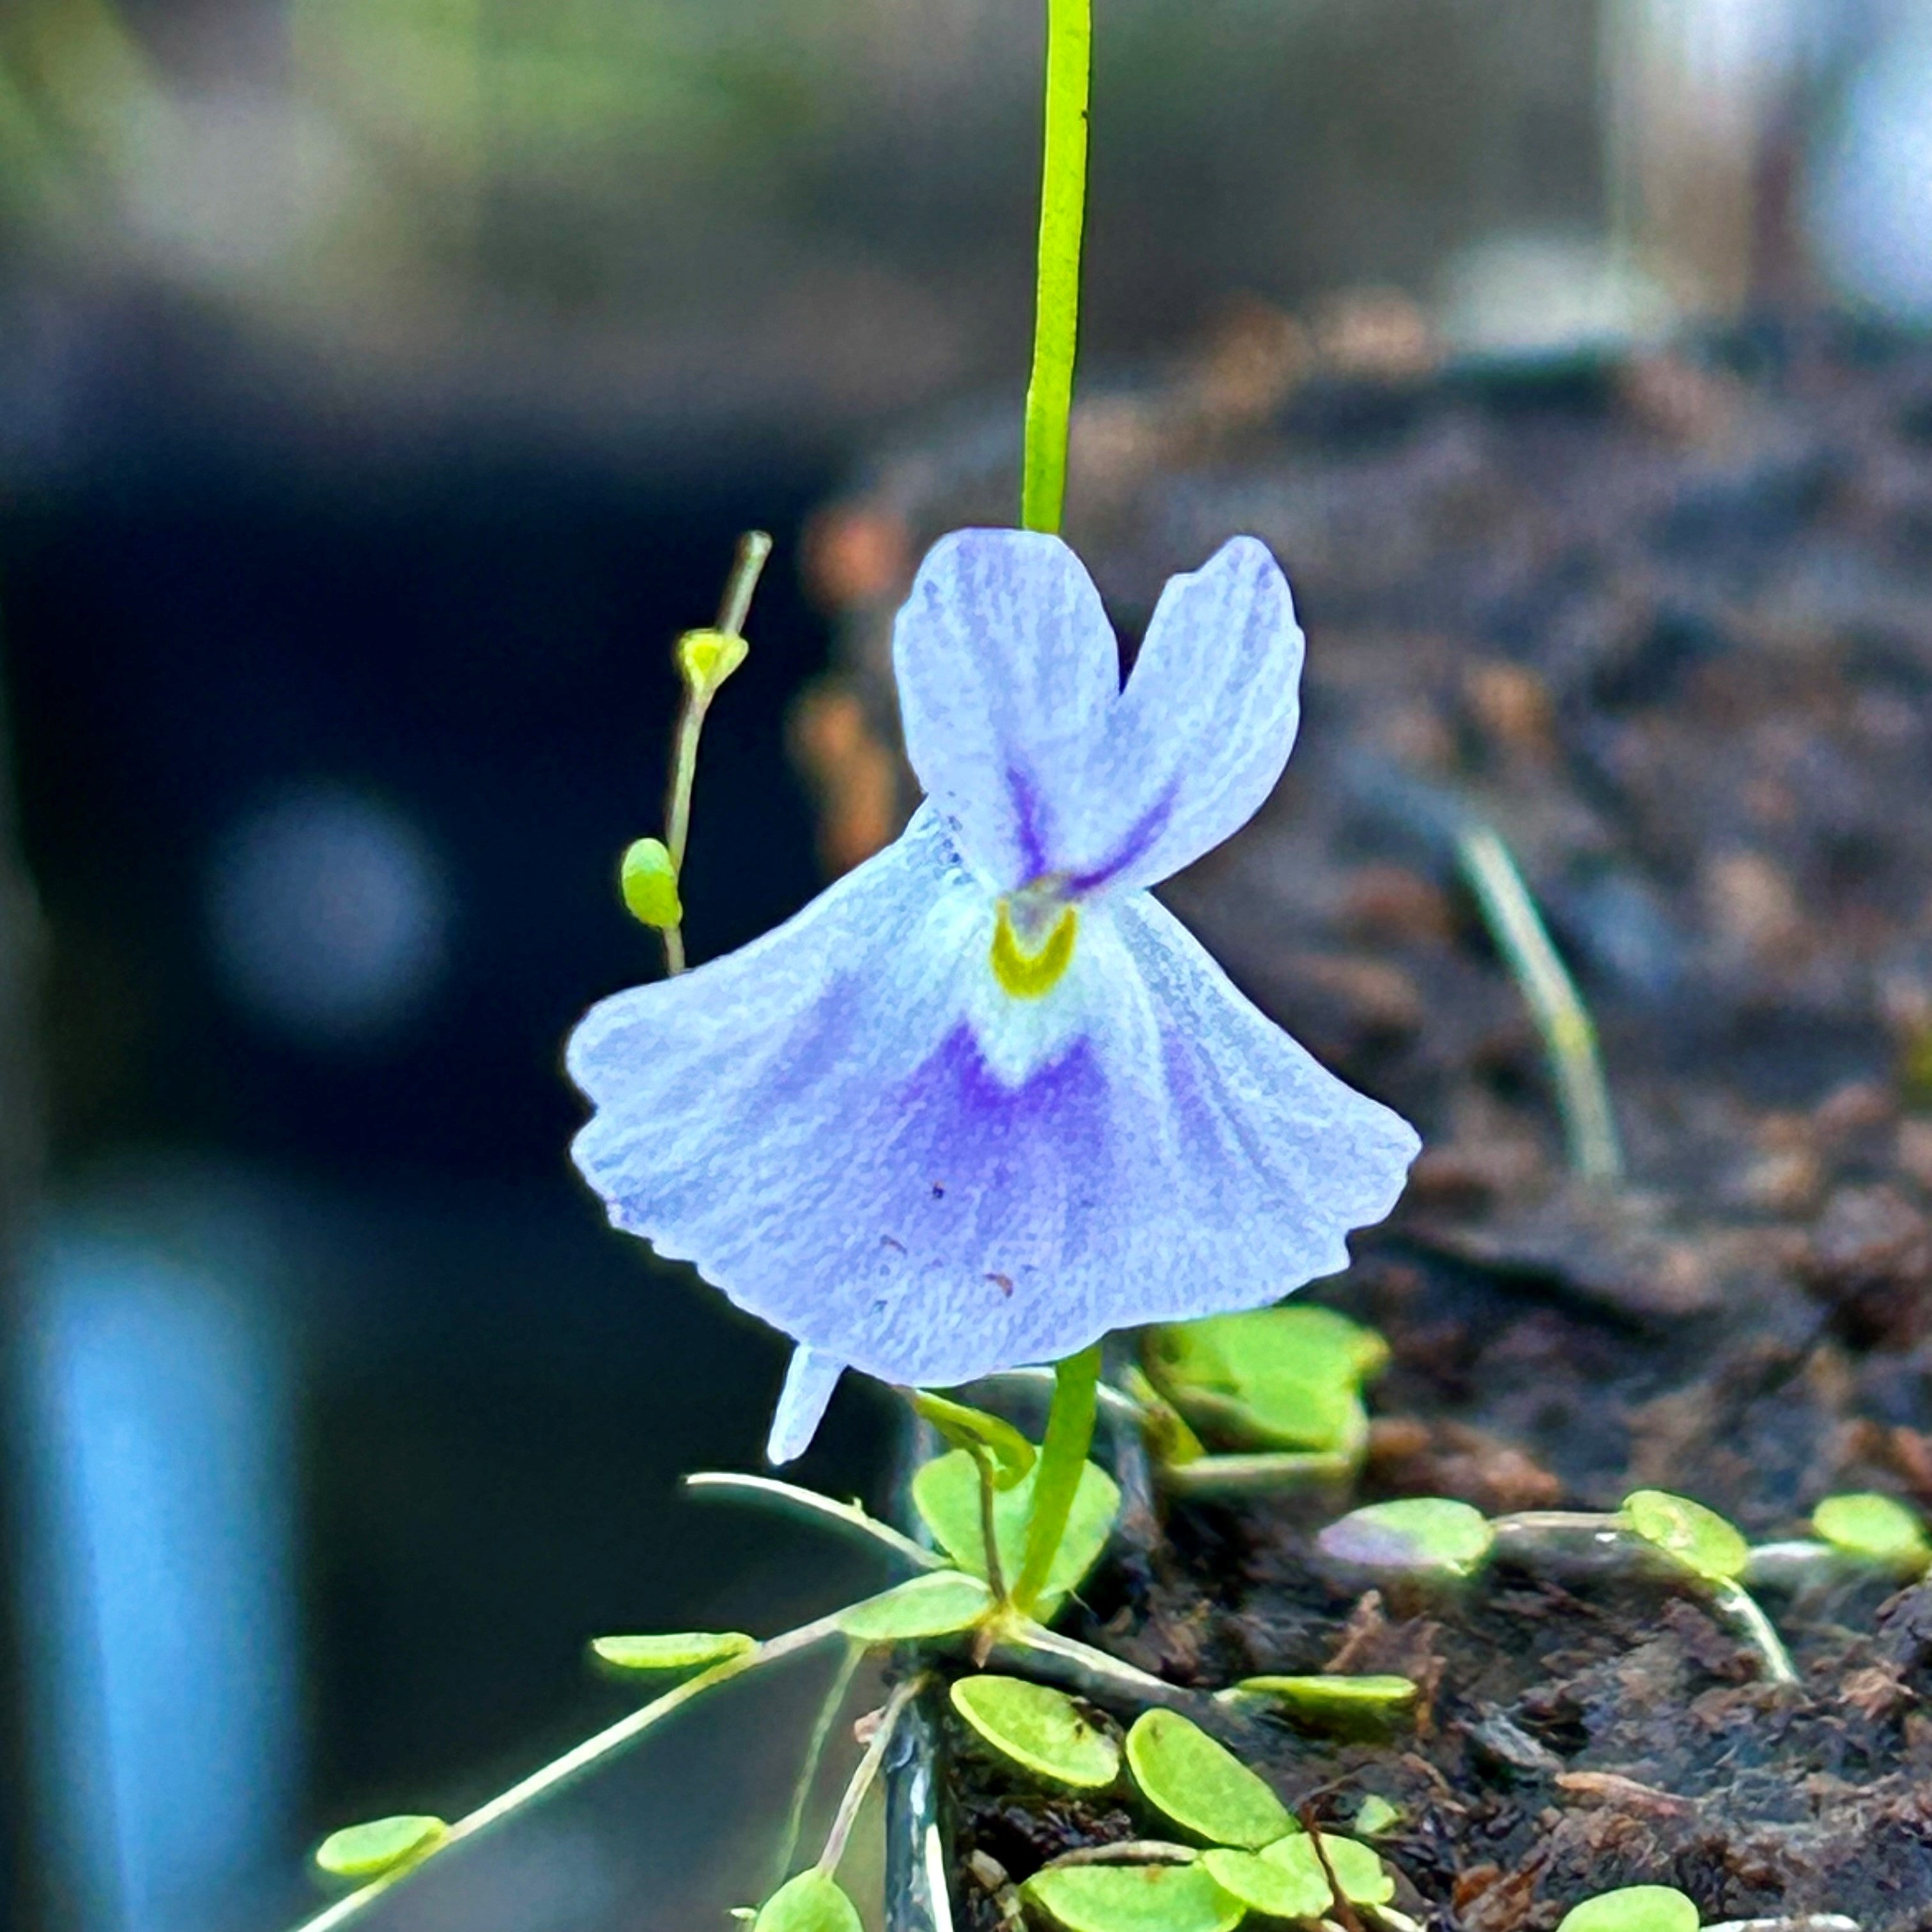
[[990, 897, 1078, 999]]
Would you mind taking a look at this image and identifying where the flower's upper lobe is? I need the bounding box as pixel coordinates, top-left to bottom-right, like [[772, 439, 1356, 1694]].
[[567, 530, 1419, 1454]]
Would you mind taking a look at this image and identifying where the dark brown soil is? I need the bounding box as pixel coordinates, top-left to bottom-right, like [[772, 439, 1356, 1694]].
[[824, 312, 1932, 1929]]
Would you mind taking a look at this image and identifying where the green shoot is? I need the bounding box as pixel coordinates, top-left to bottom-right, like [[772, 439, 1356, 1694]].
[[1456, 822, 1623, 1183], [1491, 1495, 1795, 1685], [1618, 1489, 1794, 1684], [1020, 0, 1091, 534]]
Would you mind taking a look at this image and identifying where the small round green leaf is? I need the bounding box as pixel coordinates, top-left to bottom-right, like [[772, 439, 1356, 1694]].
[[314, 1815, 448, 1880], [1813, 1492, 1931, 1570], [911, 1450, 1119, 1607], [1622, 1490, 1749, 1583], [1202, 1846, 1330, 1919], [951, 1675, 1121, 1788], [1354, 1794, 1400, 1837], [590, 1630, 755, 1673], [1124, 1708, 1291, 1848], [834, 1572, 993, 1643], [1554, 1884, 1701, 1932], [911, 1392, 1036, 1489], [1023, 1862, 1244, 1932], [752, 1870, 863, 1932], [1224, 1674, 1417, 1719], [1316, 1497, 1496, 1576], [1262, 1831, 1395, 1906], [619, 838, 682, 930]]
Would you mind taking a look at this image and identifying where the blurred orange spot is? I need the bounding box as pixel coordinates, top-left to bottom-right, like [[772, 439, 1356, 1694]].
[[801, 503, 911, 612], [790, 682, 901, 875]]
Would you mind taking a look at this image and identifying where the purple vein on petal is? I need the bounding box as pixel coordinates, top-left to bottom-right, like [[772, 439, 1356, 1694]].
[[1066, 780, 1181, 896], [1006, 763, 1052, 881]]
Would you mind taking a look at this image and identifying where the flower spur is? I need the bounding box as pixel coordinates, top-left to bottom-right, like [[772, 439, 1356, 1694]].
[[567, 528, 1418, 1461]]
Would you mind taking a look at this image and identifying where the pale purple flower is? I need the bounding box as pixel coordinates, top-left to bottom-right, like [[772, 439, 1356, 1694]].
[[567, 530, 1418, 1460]]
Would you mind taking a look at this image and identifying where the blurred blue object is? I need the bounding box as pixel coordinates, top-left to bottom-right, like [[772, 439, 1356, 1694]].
[[1807, 13, 1932, 324], [17, 1200, 300, 1932]]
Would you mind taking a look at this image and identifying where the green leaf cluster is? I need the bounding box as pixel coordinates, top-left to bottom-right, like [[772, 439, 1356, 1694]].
[[1144, 1305, 1386, 1457], [957, 1689, 1398, 1932]]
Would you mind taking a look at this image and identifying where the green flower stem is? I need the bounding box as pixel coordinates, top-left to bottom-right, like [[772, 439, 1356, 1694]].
[[661, 529, 772, 976], [1011, 1342, 1102, 1614], [286, 1604, 848, 1932], [1455, 824, 1623, 1183], [684, 1471, 947, 1571], [815, 1673, 925, 1879], [714, 528, 775, 640], [1020, 0, 1091, 534]]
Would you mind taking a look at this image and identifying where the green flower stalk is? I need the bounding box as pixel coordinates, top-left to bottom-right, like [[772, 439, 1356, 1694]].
[[1020, 0, 1091, 535]]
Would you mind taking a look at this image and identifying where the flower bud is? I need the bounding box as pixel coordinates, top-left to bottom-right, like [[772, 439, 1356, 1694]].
[[675, 627, 749, 699], [620, 837, 682, 929]]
